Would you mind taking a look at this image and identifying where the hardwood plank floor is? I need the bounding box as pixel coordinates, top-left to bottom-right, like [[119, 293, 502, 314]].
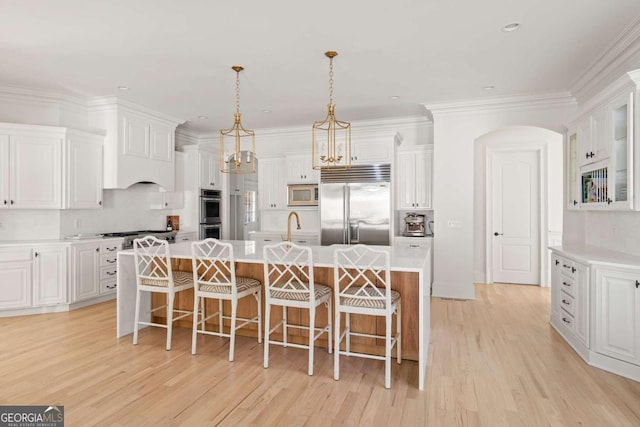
[[1, 284, 639, 426]]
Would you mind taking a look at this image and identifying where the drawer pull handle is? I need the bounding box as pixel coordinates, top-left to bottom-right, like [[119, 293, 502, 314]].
[[106, 247, 117, 251], [562, 299, 570, 305], [562, 281, 571, 287], [555, 260, 559, 266], [636, 280, 639, 289], [106, 259, 116, 264], [106, 284, 117, 289], [409, 244, 420, 248], [106, 271, 117, 276], [562, 317, 571, 324]]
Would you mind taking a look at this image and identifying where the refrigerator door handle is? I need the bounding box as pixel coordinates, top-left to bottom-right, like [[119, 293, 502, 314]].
[[344, 185, 350, 244], [350, 220, 360, 244]]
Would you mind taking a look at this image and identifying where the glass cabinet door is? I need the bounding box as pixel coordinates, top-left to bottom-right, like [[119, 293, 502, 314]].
[[609, 91, 633, 208], [567, 130, 580, 209]]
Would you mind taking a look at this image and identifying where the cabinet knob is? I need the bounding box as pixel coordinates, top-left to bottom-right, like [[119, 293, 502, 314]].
[[607, 198, 612, 205], [571, 267, 576, 273], [3, 200, 6, 205], [573, 200, 578, 206], [165, 202, 168, 207], [10, 200, 14, 205], [636, 280, 639, 289], [555, 259, 560, 266], [34, 251, 39, 258], [494, 232, 503, 236], [98, 200, 102, 206], [96, 247, 99, 252]]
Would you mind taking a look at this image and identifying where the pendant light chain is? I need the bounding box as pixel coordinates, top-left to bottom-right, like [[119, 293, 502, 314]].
[[235, 69, 241, 114], [328, 56, 334, 106]]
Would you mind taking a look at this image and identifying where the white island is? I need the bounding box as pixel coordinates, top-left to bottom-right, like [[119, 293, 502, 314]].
[[117, 240, 431, 390]]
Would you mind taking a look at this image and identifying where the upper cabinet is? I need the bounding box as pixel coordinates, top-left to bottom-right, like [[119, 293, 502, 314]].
[[88, 97, 183, 191], [259, 157, 286, 209], [285, 154, 319, 184], [567, 70, 639, 211], [0, 123, 104, 210], [150, 151, 185, 209], [198, 150, 222, 190], [350, 137, 393, 165], [182, 145, 223, 191], [396, 146, 432, 210]]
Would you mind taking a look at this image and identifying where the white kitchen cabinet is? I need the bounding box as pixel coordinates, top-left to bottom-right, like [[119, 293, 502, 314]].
[[0, 132, 62, 209], [199, 150, 222, 190], [259, 157, 286, 209], [286, 154, 319, 183], [150, 151, 185, 209], [396, 146, 432, 209], [0, 247, 32, 310], [551, 254, 590, 347], [351, 139, 393, 165], [71, 242, 100, 302], [66, 130, 104, 209], [594, 267, 640, 366], [568, 70, 638, 211], [32, 245, 67, 306], [88, 98, 181, 190]]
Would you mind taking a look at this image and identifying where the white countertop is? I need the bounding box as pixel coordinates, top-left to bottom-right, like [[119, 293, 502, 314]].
[[550, 244, 640, 269], [248, 230, 320, 237], [119, 239, 430, 273], [0, 236, 124, 246]]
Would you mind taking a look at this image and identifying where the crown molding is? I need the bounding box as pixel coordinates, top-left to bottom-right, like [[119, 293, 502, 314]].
[[175, 128, 200, 146], [570, 16, 640, 102], [423, 91, 576, 118], [0, 85, 87, 115], [87, 96, 185, 126]]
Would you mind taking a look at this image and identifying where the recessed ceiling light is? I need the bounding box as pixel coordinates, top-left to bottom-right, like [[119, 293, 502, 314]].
[[390, 95, 400, 100], [483, 85, 495, 90], [502, 23, 521, 32], [117, 86, 129, 91], [197, 115, 208, 120], [262, 109, 271, 113]]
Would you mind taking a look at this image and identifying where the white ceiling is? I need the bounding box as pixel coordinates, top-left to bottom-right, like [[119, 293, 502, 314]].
[[1, 0, 640, 134]]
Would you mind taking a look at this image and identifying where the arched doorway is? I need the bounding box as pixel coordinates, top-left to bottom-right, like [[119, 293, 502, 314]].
[[474, 126, 563, 286]]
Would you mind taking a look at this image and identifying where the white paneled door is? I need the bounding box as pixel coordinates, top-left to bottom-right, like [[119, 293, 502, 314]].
[[491, 150, 540, 285]]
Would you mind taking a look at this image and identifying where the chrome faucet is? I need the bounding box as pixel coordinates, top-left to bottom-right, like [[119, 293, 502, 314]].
[[285, 211, 301, 242]]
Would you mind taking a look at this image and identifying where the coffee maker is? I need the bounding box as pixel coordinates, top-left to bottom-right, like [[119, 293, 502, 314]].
[[403, 213, 426, 237]]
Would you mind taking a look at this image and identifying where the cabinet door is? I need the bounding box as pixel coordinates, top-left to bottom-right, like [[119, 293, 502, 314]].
[[199, 152, 220, 189], [0, 135, 9, 208], [352, 140, 392, 165], [566, 130, 580, 209], [122, 114, 150, 158], [10, 135, 62, 209], [68, 138, 103, 209], [286, 155, 319, 184], [259, 158, 286, 209], [396, 151, 417, 209], [414, 149, 432, 208], [0, 261, 31, 309], [609, 92, 633, 208], [33, 246, 67, 306], [150, 123, 173, 162], [550, 254, 563, 319], [591, 106, 610, 163], [594, 268, 640, 365], [577, 119, 592, 167], [72, 244, 100, 302], [573, 262, 589, 346]]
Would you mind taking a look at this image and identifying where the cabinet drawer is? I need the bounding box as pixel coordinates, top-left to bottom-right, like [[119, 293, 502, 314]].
[[559, 259, 577, 278], [100, 279, 117, 295], [560, 276, 575, 297], [559, 291, 575, 316], [559, 311, 575, 332], [0, 248, 32, 262], [100, 241, 122, 253], [100, 265, 117, 280], [100, 253, 118, 266]]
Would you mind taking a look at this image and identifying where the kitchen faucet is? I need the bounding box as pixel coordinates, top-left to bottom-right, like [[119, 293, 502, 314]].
[[285, 211, 301, 242]]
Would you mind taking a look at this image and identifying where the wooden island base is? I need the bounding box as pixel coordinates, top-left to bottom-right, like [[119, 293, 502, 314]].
[[151, 259, 420, 361]]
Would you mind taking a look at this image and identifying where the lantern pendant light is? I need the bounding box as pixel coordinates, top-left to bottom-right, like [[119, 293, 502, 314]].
[[220, 65, 256, 174], [312, 51, 351, 170]]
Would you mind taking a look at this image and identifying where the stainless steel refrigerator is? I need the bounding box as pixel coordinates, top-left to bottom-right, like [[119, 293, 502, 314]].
[[320, 164, 391, 246]]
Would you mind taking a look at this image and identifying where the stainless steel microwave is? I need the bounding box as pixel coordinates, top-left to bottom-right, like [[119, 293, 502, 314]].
[[287, 184, 319, 206]]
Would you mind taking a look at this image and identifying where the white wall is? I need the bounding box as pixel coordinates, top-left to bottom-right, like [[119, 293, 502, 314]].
[[0, 211, 61, 240], [473, 126, 563, 284], [426, 98, 576, 299]]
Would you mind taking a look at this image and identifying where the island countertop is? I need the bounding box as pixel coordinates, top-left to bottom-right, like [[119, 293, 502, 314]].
[[118, 240, 431, 272]]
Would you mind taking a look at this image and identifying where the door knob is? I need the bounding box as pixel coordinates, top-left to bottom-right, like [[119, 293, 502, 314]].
[[494, 232, 503, 236]]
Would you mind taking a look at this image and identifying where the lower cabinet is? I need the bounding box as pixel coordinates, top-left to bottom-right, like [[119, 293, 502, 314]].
[[550, 247, 640, 381], [71, 238, 122, 302], [175, 231, 198, 242], [0, 248, 32, 310], [32, 245, 67, 306], [594, 267, 640, 366]]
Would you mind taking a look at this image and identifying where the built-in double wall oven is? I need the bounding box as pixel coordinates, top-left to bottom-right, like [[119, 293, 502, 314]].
[[199, 189, 222, 239]]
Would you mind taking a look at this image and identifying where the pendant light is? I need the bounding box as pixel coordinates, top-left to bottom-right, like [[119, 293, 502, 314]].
[[220, 65, 256, 174], [312, 51, 351, 170]]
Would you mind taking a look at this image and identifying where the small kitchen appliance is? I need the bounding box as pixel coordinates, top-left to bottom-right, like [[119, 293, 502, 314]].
[[403, 213, 425, 237]]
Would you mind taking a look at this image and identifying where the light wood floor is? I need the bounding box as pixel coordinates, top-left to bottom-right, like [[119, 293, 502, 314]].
[[1, 284, 640, 426]]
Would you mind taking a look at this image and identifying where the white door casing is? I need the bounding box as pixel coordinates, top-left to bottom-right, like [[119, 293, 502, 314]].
[[489, 149, 541, 285]]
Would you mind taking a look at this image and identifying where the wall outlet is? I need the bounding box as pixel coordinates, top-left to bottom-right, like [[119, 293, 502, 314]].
[[447, 220, 463, 229]]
